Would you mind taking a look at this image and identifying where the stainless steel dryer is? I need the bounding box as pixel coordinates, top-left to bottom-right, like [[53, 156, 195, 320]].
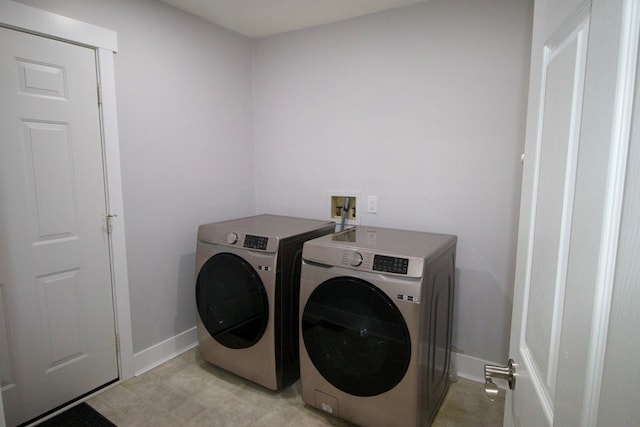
[[299, 226, 456, 426], [195, 214, 334, 390]]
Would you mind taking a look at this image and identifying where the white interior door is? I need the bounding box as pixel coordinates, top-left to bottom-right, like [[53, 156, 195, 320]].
[[504, 0, 638, 425], [0, 27, 118, 426]]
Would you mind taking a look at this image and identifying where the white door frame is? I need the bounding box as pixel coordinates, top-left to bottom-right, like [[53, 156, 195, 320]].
[[580, 1, 639, 423], [0, 0, 134, 391]]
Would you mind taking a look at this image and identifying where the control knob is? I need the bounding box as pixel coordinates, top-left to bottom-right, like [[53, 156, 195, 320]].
[[350, 252, 363, 267], [226, 232, 238, 244]]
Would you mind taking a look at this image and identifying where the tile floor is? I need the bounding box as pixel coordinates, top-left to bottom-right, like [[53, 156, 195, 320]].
[[87, 347, 505, 426]]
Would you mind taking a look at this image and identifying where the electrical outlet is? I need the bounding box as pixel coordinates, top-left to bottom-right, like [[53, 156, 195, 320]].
[[330, 195, 357, 221]]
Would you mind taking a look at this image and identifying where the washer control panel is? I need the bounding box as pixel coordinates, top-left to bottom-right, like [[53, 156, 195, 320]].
[[335, 249, 420, 277], [372, 255, 409, 275]]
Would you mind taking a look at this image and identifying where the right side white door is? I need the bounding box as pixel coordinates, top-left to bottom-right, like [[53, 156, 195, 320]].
[[505, 0, 638, 425], [0, 27, 119, 426]]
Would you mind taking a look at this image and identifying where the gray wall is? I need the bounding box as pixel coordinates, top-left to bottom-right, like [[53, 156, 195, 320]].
[[253, 0, 532, 363], [16, 0, 255, 353], [16, 0, 532, 364]]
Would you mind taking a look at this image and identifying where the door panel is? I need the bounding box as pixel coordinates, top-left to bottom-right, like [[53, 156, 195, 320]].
[[17, 58, 67, 99], [25, 122, 77, 239], [0, 27, 118, 426], [520, 18, 588, 412], [508, 0, 636, 425], [510, 5, 591, 423]]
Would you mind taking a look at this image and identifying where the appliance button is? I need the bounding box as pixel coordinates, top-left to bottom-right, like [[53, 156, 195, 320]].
[[226, 232, 238, 244]]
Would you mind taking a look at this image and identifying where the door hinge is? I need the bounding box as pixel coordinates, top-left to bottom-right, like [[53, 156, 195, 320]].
[[106, 213, 117, 234], [115, 333, 120, 354], [97, 83, 103, 105]]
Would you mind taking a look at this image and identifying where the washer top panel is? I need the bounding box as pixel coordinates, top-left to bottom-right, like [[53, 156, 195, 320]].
[[302, 226, 456, 278], [198, 214, 335, 252]]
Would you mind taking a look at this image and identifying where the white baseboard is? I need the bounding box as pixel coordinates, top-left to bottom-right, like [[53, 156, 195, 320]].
[[453, 352, 492, 384], [133, 327, 198, 376], [131, 329, 497, 388]]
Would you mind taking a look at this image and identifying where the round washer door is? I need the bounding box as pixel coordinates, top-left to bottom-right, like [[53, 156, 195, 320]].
[[302, 276, 411, 397], [196, 253, 268, 349]]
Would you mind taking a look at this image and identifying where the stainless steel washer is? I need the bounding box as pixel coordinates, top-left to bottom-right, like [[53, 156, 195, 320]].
[[195, 214, 334, 390], [299, 226, 456, 426]]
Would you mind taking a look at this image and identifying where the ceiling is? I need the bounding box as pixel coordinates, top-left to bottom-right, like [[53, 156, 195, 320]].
[[158, 0, 428, 38]]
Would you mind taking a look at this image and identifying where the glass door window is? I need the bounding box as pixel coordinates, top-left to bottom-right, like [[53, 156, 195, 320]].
[[196, 253, 268, 349], [302, 276, 411, 396]]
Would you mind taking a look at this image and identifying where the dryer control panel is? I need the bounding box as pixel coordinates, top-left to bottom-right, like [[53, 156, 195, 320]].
[[198, 226, 280, 253], [243, 234, 269, 250], [222, 232, 269, 250]]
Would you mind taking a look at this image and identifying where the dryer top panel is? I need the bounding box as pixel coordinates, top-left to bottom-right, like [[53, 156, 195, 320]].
[[302, 226, 456, 277], [197, 214, 335, 250]]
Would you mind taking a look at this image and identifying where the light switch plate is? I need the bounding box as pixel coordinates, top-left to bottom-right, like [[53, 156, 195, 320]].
[[367, 195, 378, 214]]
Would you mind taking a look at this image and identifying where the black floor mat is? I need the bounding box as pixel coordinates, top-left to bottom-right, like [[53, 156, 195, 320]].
[[37, 403, 115, 427]]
